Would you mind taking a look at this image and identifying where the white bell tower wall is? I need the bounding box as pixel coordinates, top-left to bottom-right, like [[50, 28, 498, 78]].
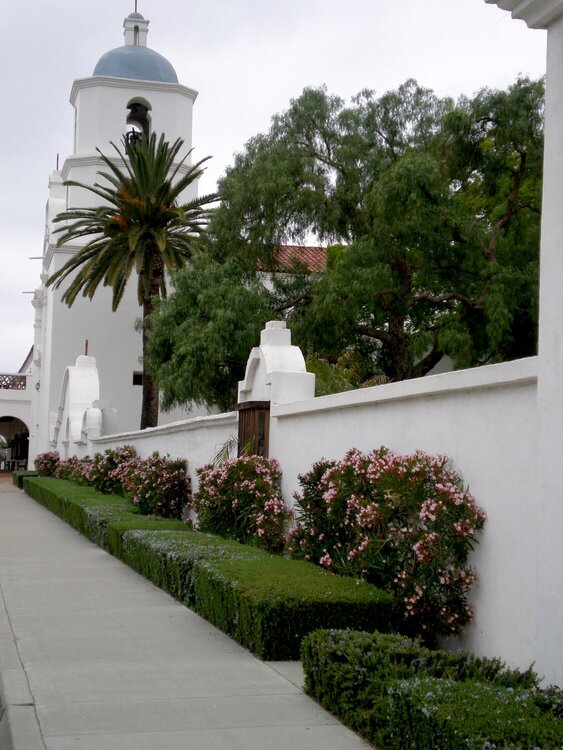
[[34, 12, 206, 450]]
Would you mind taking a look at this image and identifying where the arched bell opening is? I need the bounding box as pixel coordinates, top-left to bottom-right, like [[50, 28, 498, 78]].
[[126, 98, 151, 145]]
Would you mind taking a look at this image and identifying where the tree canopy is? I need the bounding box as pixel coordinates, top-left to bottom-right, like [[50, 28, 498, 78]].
[[147, 77, 544, 410]]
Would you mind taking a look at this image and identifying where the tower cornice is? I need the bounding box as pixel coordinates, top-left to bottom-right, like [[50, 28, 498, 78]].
[[70, 76, 198, 106]]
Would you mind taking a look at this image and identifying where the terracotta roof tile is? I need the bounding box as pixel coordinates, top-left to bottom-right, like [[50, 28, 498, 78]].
[[259, 245, 326, 273]]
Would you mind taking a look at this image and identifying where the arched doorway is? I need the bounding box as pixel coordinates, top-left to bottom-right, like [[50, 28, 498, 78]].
[[0, 416, 30, 471]]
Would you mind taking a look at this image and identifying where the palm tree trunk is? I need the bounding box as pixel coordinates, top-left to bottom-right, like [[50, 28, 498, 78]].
[[140, 293, 159, 429]]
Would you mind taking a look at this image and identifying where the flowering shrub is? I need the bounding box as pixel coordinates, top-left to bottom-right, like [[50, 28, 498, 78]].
[[34, 451, 60, 477], [85, 445, 138, 495], [194, 456, 291, 552], [113, 452, 190, 519], [55, 456, 91, 484], [291, 447, 486, 640]]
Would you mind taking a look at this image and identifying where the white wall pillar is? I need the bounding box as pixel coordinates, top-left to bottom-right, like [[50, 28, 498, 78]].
[[486, 0, 563, 685], [535, 13, 563, 689]]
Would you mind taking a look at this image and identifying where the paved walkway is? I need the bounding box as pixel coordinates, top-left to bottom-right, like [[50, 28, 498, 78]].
[[0, 478, 370, 749]]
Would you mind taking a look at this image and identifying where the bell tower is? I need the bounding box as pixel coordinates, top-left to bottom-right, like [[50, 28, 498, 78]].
[[33, 12, 200, 451]]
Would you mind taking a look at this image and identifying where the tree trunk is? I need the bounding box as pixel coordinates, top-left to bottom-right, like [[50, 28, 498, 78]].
[[140, 292, 159, 430]]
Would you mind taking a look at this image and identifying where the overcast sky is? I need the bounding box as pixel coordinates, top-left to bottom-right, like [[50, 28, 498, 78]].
[[0, 0, 546, 373]]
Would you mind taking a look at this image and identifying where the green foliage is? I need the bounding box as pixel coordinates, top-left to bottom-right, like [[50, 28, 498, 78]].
[[116, 527, 392, 659], [191, 555, 392, 660], [301, 629, 541, 748], [148, 77, 543, 409], [23, 476, 138, 545], [290, 448, 486, 640], [146, 252, 271, 411], [12, 470, 38, 488], [194, 455, 290, 552], [306, 348, 369, 396], [387, 677, 563, 749]]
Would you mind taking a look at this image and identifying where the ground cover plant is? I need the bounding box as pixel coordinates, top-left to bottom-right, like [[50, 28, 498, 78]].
[[194, 455, 291, 552], [301, 628, 561, 749], [387, 677, 563, 749], [290, 447, 486, 640]]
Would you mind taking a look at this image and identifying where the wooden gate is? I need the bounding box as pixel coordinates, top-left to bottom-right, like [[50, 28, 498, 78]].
[[236, 400, 270, 457]]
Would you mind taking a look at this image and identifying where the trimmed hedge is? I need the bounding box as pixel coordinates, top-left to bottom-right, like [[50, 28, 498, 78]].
[[22, 477, 394, 660], [12, 470, 38, 488], [387, 677, 563, 749], [23, 476, 138, 546], [193, 555, 392, 660], [110, 527, 393, 659], [301, 629, 543, 748]]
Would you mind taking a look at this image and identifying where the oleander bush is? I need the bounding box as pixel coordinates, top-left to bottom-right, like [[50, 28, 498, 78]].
[[55, 455, 91, 484], [195, 455, 291, 552], [291, 447, 486, 640], [113, 452, 191, 519], [86, 445, 138, 495], [34, 450, 61, 477], [301, 628, 543, 748]]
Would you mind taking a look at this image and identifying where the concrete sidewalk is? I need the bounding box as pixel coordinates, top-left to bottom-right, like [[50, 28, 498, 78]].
[[0, 479, 370, 749]]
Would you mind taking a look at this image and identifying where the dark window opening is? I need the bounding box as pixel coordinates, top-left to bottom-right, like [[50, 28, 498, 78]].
[[132, 372, 143, 386], [126, 101, 151, 145]]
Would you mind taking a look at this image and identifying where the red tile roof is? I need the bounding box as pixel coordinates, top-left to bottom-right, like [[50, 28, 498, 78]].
[[260, 245, 326, 273]]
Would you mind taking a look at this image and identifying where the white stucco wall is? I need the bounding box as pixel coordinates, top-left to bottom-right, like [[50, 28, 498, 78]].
[[71, 77, 196, 160], [81, 355, 544, 679], [91, 412, 238, 494], [269, 357, 539, 673]]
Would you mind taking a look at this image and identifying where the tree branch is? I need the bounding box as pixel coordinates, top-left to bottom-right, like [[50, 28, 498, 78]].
[[272, 292, 312, 312], [484, 149, 527, 262], [355, 325, 394, 345], [412, 291, 475, 308]]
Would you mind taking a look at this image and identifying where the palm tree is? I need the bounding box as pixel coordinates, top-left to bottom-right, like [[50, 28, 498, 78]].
[[47, 133, 218, 429]]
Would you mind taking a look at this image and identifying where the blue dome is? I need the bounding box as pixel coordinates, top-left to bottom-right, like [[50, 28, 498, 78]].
[[93, 45, 178, 83]]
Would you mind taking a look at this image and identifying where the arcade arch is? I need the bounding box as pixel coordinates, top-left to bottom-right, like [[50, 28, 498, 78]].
[[0, 416, 30, 471]]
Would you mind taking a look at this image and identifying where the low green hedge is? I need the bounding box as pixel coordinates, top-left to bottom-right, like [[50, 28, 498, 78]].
[[387, 677, 563, 749], [110, 527, 393, 659], [301, 629, 544, 747], [22, 477, 394, 660], [12, 470, 38, 488], [193, 555, 392, 660], [23, 476, 138, 545]]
